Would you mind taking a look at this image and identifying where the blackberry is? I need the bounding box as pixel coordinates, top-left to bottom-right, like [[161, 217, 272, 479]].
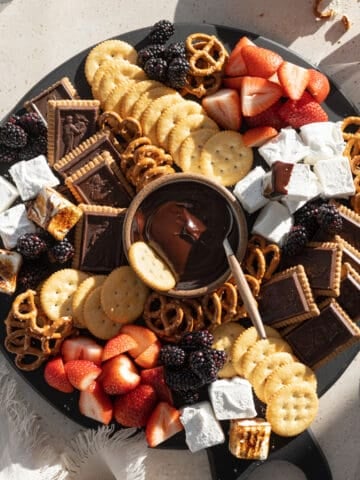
[[0, 122, 28, 149], [137, 44, 166, 68], [17, 261, 49, 290], [31, 134, 47, 155], [165, 366, 204, 392], [48, 238, 75, 264], [209, 348, 227, 370], [144, 57, 168, 82], [316, 203, 343, 234], [166, 57, 190, 89], [282, 225, 309, 256], [188, 350, 217, 383], [164, 41, 187, 63], [148, 20, 175, 44], [0, 144, 18, 164], [17, 112, 47, 137], [180, 330, 214, 349], [181, 390, 200, 405], [16, 142, 39, 161], [160, 344, 186, 367], [294, 199, 323, 238], [16, 233, 48, 259]]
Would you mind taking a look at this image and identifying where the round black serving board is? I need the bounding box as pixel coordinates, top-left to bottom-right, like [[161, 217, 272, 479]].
[[0, 23, 359, 480]]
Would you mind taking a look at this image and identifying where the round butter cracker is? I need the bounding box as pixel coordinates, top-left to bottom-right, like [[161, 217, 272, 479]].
[[83, 286, 122, 340], [72, 274, 107, 328]]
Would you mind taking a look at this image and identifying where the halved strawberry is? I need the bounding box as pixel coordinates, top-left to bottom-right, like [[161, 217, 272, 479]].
[[241, 45, 283, 78], [145, 401, 184, 448], [61, 336, 103, 365], [113, 384, 157, 427], [134, 339, 161, 369], [222, 76, 244, 91], [240, 77, 283, 116], [102, 333, 138, 363], [100, 353, 140, 395], [278, 92, 329, 128], [224, 36, 255, 77], [244, 100, 286, 130], [79, 381, 113, 425], [44, 356, 74, 393], [307, 68, 330, 103], [242, 126, 278, 147], [278, 61, 310, 100], [140, 366, 173, 405], [64, 359, 102, 391], [120, 324, 158, 358], [202, 88, 242, 130]]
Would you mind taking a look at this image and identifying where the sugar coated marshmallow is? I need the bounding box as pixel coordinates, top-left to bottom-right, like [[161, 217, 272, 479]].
[[208, 377, 257, 420]]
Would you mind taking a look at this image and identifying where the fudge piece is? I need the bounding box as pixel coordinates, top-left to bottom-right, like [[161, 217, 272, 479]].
[[0, 176, 19, 213], [251, 201, 293, 245], [180, 401, 225, 453], [0, 249, 22, 294], [233, 166, 269, 214], [285, 299, 360, 369], [27, 186, 83, 241], [208, 377, 257, 420], [228, 418, 271, 460], [0, 204, 36, 249], [9, 155, 59, 201]]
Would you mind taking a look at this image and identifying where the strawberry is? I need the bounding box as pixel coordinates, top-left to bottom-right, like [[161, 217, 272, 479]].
[[242, 126, 278, 147], [64, 359, 102, 391], [113, 384, 157, 427], [61, 336, 103, 365], [202, 88, 241, 130], [244, 100, 286, 130], [134, 339, 162, 369], [222, 76, 244, 91], [307, 68, 330, 103], [240, 76, 283, 116], [145, 401, 183, 448], [241, 45, 283, 78], [100, 353, 140, 395], [102, 333, 138, 362], [79, 381, 113, 425], [140, 366, 174, 405], [224, 36, 255, 77], [278, 92, 329, 129], [277, 61, 310, 100], [44, 356, 74, 393], [120, 324, 158, 358]]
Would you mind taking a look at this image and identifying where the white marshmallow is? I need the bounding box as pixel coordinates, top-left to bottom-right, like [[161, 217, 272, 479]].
[[0, 176, 19, 213], [258, 127, 310, 167], [208, 377, 257, 420], [180, 401, 225, 452], [9, 155, 59, 201], [314, 156, 355, 198], [300, 121, 346, 164], [233, 166, 269, 214], [252, 201, 293, 245], [0, 203, 36, 249]]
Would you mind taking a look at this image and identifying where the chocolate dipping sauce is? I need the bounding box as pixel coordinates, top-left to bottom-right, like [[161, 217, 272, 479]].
[[131, 181, 240, 291]]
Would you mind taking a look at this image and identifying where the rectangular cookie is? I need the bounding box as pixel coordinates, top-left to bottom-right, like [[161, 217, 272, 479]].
[[24, 76, 78, 124], [47, 99, 100, 165], [65, 150, 133, 208], [336, 235, 360, 274], [332, 202, 360, 251], [53, 130, 125, 179], [72, 203, 127, 273], [285, 298, 360, 369], [280, 241, 343, 297], [337, 263, 360, 323], [257, 265, 319, 328]]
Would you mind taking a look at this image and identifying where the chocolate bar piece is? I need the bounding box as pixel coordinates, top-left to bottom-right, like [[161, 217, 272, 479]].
[[47, 99, 100, 165], [53, 131, 125, 179], [337, 263, 360, 323], [73, 204, 127, 273], [335, 203, 360, 251], [65, 151, 133, 208], [258, 265, 319, 328], [24, 77, 78, 123], [285, 299, 360, 369], [280, 242, 343, 297]]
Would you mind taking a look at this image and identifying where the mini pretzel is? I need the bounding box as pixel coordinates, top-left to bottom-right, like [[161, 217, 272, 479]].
[[181, 72, 222, 98], [354, 175, 360, 193], [143, 292, 186, 340], [215, 282, 238, 323], [120, 136, 152, 174], [350, 192, 360, 214], [12, 289, 38, 322], [136, 164, 175, 191], [262, 243, 281, 281], [312, 0, 335, 19], [201, 291, 223, 329], [243, 246, 266, 282], [247, 234, 268, 251], [341, 117, 360, 141], [343, 137, 360, 161], [230, 274, 261, 319], [186, 33, 228, 76], [118, 117, 142, 143], [98, 110, 123, 133], [350, 155, 360, 176], [182, 298, 205, 331], [133, 144, 173, 166], [128, 157, 158, 186]]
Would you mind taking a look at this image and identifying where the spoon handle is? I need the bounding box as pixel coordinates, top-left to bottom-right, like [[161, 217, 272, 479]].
[[223, 239, 267, 339]]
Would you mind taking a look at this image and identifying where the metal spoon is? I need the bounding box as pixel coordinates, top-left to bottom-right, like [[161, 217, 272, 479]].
[[223, 206, 267, 339]]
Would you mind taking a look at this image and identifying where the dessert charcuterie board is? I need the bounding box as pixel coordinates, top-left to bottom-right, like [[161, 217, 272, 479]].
[[0, 22, 359, 480]]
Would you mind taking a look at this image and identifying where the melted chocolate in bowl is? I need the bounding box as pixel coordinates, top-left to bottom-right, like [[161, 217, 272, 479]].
[[128, 179, 243, 292]]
